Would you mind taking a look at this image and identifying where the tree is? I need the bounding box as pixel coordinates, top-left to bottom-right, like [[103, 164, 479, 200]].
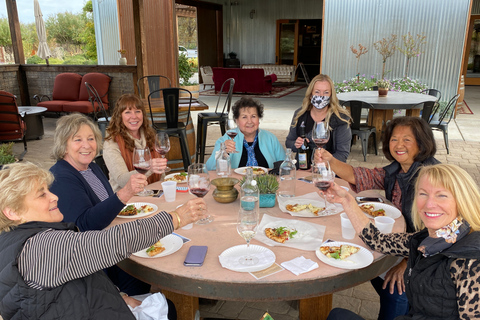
[[0, 18, 11, 47], [46, 12, 85, 54], [398, 32, 426, 78], [79, 0, 96, 60], [20, 22, 37, 58], [374, 34, 397, 79], [177, 16, 197, 49]]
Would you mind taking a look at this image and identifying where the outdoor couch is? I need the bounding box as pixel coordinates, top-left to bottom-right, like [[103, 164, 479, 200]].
[[212, 67, 277, 94], [242, 64, 296, 84], [34, 72, 111, 114]]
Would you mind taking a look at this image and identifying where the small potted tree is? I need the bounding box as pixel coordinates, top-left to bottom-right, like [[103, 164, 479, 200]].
[[242, 174, 279, 208], [178, 53, 199, 98], [377, 79, 390, 97]]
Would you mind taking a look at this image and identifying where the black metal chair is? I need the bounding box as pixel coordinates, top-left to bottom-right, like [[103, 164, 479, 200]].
[[429, 94, 460, 154], [343, 100, 377, 162], [137, 75, 172, 99], [421, 88, 441, 101], [410, 101, 437, 123], [85, 82, 110, 138], [148, 87, 192, 171], [195, 78, 235, 163], [94, 154, 109, 179], [0, 91, 27, 160]]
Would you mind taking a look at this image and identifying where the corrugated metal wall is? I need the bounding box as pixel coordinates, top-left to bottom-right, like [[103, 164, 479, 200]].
[[93, 0, 121, 65], [472, 0, 480, 14], [323, 0, 470, 102]]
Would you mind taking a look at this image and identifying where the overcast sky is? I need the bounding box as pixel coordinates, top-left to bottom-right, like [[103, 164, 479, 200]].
[[0, 0, 86, 24]]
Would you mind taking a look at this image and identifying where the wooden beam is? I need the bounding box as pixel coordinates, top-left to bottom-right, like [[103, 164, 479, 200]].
[[132, 0, 146, 96], [6, 0, 24, 64]]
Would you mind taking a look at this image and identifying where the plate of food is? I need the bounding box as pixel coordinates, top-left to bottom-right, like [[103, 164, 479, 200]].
[[218, 244, 276, 273], [117, 202, 158, 218], [234, 166, 268, 176], [262, 220, 318, 244], [164, 172, 188, 183], [359, 202, 401, 219], [283, 200, 327, 217], [316, 241, 373, 269], [132, 234, 183, 258]]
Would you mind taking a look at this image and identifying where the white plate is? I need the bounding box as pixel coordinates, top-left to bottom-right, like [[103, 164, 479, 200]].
[[234, 166, 268, 175], [218, 244, 276, 272], [117, 202, 158, 219], [132, 234, 183, 258], [283, 199, 329, 218], [262, 220, 318, 243], [359, 202, 402, 219], [164, 173, 188, 184], [316, 241, 374, 269]]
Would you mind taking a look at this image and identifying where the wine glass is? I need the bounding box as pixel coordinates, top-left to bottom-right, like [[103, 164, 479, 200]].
[[312, 163, 336, 214], [187, 163, 213, 224], [155, 132, 171, 173], [132, 147, 154, 196], [226, 119, 239, 153], [311, 121, 330, 165], [236, 207, 259, 266]]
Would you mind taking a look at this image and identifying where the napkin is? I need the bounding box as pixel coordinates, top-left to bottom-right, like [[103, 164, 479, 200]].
[[219, 250, 275, 272], [128, 292, 169, 320], [281, 256, 319, 275], [277, 192, 343, 217]]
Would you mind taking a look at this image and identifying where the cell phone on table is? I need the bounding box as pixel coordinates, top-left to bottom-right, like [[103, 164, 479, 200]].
[[184, 246, 208, 267], [355, 196, 384, 203]]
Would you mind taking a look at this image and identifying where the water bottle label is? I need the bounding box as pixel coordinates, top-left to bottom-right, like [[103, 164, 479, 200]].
[[218, 159, 228, 172]]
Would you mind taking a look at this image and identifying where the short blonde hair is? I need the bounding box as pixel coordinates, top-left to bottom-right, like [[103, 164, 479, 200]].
[[412, 164, 480, 232], [52, 113, 103, 160], [0, 162, 54, 233]]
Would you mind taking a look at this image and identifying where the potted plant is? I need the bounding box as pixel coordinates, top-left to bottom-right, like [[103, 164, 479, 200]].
[[241, 174, 279, 208], [178, 53, 199, 98], [0, 142, 17, 169], [377, 79, 390, 97], [117, 49, 127, 65]]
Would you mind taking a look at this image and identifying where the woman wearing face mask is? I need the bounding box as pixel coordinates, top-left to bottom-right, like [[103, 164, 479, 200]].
[[285, 74, 352, 162]]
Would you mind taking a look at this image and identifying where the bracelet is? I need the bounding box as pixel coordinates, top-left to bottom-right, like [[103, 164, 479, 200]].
[[172, 211, 181, 229]]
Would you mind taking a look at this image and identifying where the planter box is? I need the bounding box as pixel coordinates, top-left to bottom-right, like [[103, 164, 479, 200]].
[[260, 193, 276, 208]]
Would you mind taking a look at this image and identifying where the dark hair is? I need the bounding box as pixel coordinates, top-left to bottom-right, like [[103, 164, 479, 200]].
[[382, 116, 436, 162], [232, 97, 264, 120]]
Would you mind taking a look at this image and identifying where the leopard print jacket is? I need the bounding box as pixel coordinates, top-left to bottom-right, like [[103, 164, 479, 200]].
[[360, 222, 480, 319]]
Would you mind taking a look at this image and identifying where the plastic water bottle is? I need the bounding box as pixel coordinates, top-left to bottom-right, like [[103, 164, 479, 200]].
[[278, 148, 296, 198], [240, 167, 259, 213], [216, 141, 231, 177]]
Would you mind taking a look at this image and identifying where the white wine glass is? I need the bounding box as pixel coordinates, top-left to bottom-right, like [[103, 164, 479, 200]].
[[132, 147, 154, 196], [226, 119, 239, 153], [187, 163, 213, 224], [312, 163, 336, 214], [236, 208, 259, 266], [311, 121, 330, 165], [155, 132, 171, 173]]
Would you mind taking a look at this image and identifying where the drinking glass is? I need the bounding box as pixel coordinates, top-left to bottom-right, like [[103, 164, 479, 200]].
[[311, 121, 330, 165], [226, 119, 239, 153], [155, 132, 171, 173], [236, 207, 259, 265], [132, 147, 154, 196], [312, 163, 336, 214], [187, 163, 213, 224]]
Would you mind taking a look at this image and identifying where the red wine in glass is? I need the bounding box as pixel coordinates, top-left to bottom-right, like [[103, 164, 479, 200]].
[[227, 131, 238, 139], [189, 188, 209, 198], [313, 138, 329, 149], [315, 181, 331, 192], [134, 164, 150, 175]]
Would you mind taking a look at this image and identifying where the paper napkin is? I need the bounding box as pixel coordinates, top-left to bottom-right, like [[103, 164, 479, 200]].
[[281, 256, 319, 276]]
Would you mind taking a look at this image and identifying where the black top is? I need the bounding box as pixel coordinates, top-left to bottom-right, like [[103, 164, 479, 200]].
[[239, 140, 268, 168]]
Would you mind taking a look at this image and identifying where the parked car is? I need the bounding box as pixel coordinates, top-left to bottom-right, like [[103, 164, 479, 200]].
[[179, 46, 197, 58]]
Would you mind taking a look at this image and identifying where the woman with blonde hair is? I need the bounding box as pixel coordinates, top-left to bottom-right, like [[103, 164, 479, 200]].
[[285, 74, 352, 163], [325, 163, 480, 319], [104, 93, 166, 192]]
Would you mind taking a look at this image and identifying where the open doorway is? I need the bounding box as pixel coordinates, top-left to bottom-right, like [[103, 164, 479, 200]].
[[463, 15, 480, 85]]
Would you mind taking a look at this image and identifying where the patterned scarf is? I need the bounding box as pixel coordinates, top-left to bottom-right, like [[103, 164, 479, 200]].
[[417, 217, 471, 257], [243, 132, 258, 166]]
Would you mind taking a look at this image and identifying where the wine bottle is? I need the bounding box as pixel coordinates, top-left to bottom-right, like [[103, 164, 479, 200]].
[[298, 121, 312, 170]]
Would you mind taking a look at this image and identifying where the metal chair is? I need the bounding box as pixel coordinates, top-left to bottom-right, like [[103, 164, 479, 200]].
[[137, 75, 172, 99], [421, 88, 441, 101], [148, 88, 192, 171], [429, 94, 460, 154], [0, 91, 27, 160], [410, 101, 437, 123], [85, 82, 110, 138], [343, 100, 377, 162], [195, 78, 235, 163]]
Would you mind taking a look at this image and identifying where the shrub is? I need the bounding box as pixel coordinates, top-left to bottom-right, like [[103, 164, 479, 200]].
[[26, 55, 45, 64], [335, 75, 428, 93]]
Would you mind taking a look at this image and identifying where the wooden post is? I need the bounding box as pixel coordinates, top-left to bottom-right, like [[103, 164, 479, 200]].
[[132, 0, 146, 97], [299, 294, 333, 320]]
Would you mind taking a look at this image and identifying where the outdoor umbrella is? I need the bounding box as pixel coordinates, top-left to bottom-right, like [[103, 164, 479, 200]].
[[34, 0, 51, 65]]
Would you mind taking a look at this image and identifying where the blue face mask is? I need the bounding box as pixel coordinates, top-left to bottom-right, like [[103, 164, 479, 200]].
[[311, 95, 330, 110]]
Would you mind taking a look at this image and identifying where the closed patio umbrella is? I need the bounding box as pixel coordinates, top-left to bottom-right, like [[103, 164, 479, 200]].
[[34, 0, 51, 65]]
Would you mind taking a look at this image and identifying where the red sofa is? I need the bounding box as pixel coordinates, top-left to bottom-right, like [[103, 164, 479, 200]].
[[212, 67, 277, 94], [34, 72, 111, 114]]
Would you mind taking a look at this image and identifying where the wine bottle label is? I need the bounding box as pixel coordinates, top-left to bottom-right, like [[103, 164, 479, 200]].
[[298, 152, 307, 169]]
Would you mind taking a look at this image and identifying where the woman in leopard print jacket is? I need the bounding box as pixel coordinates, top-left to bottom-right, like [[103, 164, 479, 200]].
[[325, 164, 480, 320]]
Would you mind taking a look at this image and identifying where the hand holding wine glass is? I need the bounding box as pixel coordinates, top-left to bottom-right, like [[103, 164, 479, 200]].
[[155, 132, 171, 172], [132, 147, 154, 196], [312, 162, 336, 214], [187, 163, 213, 224], [226, 119, 239, 153], [236, 208, 259, 266]]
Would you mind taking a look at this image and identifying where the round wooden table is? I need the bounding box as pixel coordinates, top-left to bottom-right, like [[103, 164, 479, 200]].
[[112, 171, 405, 320]]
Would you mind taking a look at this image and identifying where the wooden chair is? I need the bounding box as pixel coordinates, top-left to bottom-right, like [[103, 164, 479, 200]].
[[200, 66, 214, 90], [343, 100, 377, 162], [0, 91, 27, 160]]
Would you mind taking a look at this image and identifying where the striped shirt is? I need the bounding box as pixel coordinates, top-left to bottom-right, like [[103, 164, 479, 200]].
[[18, 212, 174, 290], [79, 168, 109, 202]]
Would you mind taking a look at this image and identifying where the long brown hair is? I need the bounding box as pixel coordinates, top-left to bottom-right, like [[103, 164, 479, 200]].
[[105, 94, 156, 151], [291, 74, 351, 127]]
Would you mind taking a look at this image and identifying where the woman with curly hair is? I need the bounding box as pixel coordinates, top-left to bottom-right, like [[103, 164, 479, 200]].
[[285, 74, 352, 163], [103, 94, 167, 192]]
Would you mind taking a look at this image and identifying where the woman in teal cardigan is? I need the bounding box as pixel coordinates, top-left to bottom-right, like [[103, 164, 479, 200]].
[[206, 97, 285, 170]]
